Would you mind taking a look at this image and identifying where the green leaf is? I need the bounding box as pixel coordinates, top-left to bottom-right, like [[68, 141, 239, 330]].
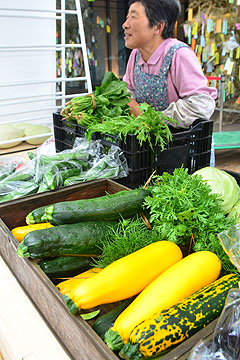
[[80, 309, 100, 320]]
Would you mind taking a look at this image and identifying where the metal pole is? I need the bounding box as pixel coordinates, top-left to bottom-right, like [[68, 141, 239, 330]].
[[219, 73, 225, 132]]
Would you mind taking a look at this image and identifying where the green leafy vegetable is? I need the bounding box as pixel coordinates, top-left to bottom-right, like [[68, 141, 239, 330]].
[[143, 167, 237, 274], [87, 103, 178, 152], [60, 72, 131, 125], [94, 216, 159, 268], [193, 167, 240, 214]]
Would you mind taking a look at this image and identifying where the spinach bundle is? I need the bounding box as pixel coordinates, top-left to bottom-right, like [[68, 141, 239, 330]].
[[60, 72, 131, 126]]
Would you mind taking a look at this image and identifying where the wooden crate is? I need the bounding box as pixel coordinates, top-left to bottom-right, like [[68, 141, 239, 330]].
[[0, 178, 216, 360]]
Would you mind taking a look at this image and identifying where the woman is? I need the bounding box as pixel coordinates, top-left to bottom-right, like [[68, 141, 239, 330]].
[[122, 0, 217, 128]]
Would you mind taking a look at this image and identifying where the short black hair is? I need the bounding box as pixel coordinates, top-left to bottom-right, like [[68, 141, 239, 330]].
[[128, 0, 181, 39]]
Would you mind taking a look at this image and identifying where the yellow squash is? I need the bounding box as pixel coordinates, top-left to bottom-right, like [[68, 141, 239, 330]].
[[106, 250, 221, 348], [11, 223, 54, 242], [67, 241, 183, 312], [57, 267, 103, 296]]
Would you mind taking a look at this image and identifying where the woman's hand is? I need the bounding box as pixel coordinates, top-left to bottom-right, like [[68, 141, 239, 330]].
[[128, 99, 142, 117]]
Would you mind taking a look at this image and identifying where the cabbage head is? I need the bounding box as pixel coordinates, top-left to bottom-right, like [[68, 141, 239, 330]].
[[228, 200, 240, 220], [193, 167, 240, 214]]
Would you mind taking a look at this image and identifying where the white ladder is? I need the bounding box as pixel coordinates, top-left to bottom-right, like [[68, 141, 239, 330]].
[[0, 0, 92, 148]]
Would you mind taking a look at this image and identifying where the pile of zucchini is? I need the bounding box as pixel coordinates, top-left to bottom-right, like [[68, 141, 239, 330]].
[[14, 188, 149, 280]]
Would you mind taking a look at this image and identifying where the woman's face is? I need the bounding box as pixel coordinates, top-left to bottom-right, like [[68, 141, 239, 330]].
[[122, 2, 158, 50]]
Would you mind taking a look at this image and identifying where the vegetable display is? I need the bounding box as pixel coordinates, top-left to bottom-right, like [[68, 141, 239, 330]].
[[119, 273, 240, 359], [105, 251, 221, 350], [12, 163, 240, 359], [17, 220, 118, 258], [64, 241, 183, 315]]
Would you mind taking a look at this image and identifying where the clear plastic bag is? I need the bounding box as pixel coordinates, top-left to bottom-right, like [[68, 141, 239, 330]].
[[189, 288, 240, 360], [33, 137, 129, 191], [189, 224, 240, 360], [0, 158, 36, 202]]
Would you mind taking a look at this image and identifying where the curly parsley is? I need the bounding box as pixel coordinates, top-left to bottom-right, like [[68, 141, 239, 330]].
[[144, 167, 237, 274]]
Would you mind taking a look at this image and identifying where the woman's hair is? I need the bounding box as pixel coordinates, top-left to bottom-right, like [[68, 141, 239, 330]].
[[128, 0, 181, 39]]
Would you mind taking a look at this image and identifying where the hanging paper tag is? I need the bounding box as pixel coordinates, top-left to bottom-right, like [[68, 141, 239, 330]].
[[224, 57, 231, 71], [106, 25, 111, 33], [216, 19, 222, 33], [236, 23, 240, 30], [192, 22, 198, 35], [188, 25, 192, 45], [236, 46, 240, 59], [200, 35, 205, 47], [237, 0, 240, 5], [191, 38, 196, 50], [229, 49, 233, 59], [236, 95, 240, 105], [207, 19, 212, 33], [228, 0, 234, 3], [188, 8, 193, 21], [222, 20, 228, 35], [227, 61, 234, 75], [211, 42, 215, 56], [215, 52, 220, 65]]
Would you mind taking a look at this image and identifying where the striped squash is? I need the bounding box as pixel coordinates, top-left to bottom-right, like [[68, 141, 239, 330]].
[[119, 273, 240, 359]]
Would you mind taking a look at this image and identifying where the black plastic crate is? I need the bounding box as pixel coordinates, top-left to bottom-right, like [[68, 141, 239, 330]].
[[53, 112, 213, 188], [53, 112, 99, 152]]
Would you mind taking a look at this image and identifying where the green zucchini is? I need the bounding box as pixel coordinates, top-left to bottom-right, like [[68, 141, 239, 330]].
[[119, 273, 240, 360], [26, 205, 48, 225], [41, 188, 150, 225], [38, 256, 92, 280], [93, 298, 134, 340], [17, 220, 117, 259]]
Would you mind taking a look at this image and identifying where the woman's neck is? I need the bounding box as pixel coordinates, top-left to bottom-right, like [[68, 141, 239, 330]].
[[139, 38, 165, 62]]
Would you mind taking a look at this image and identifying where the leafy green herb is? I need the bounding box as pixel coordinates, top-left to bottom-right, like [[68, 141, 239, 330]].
[[87, 103, 178, 151], [94, 216, 159, 268], [144, 167, 237, 274]]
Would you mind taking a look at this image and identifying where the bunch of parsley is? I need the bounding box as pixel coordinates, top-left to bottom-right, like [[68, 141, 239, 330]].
[[143, 167, 237, 274]]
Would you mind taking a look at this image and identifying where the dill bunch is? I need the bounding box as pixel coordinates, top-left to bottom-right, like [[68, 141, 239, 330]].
[[94, 216, 159, 268]]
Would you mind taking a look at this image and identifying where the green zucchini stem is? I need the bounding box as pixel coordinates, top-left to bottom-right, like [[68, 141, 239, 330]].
[[119, 342, 142, 360], [17, 243, 30, 257], [25, 213, 35, 225], [104, 329, 124, 351]]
